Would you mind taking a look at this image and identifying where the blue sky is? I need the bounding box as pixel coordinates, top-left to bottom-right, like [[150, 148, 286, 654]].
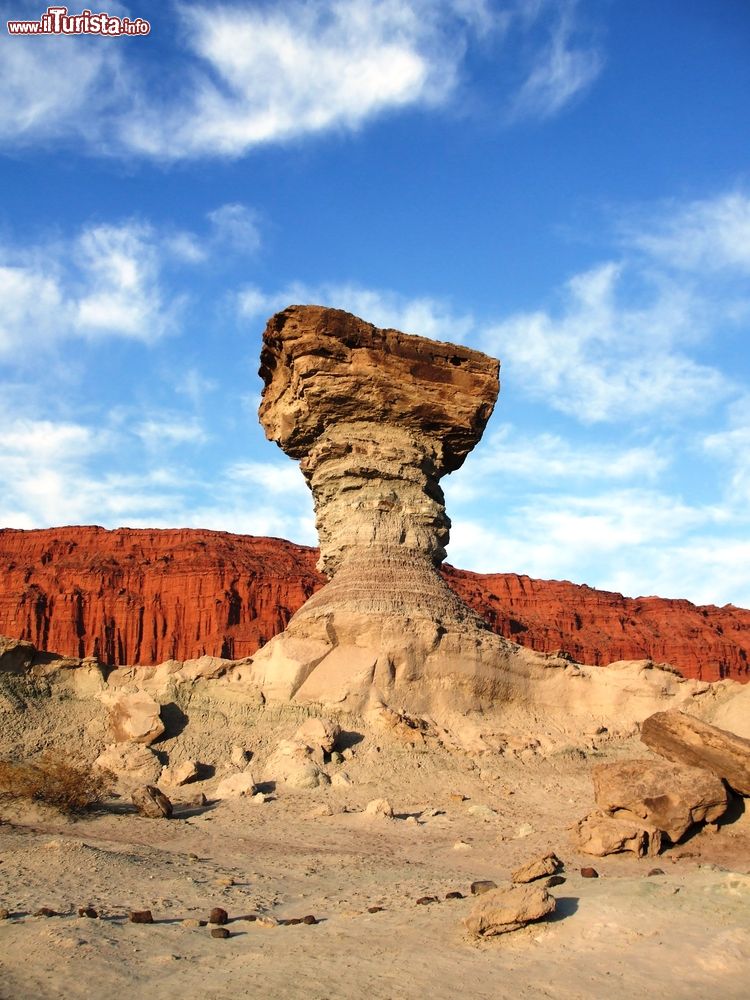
[[1, 0, 749, 606]]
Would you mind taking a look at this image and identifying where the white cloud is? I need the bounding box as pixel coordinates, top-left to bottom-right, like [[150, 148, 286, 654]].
[[483, 261, 730, 423], [625, 191, 750, 274], [134, 416, 209, 449], [239, 281, 475, 343], [1, 1, 596, 160], [508, 0, 603, 121], [0, 221, 184, 359], [226, 461, 308, 497], [445, 423, 669, 501]]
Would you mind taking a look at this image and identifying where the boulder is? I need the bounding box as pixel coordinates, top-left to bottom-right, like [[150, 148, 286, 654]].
[[641, 711, 750, 796], [160, 760, 199, 787], [464, 884, 556, 938], [570, 809, 663, 857], [263, 740, 330, 789], [511, 852, 562, 884], [103, 690, 164, 745], [364, 798, 394, 818], [592, 758, 727, 842], [94, 743, 162, 789], [215, 772, 257, 799], [132, 784, 173, 819], [293, 717, 341, 755]]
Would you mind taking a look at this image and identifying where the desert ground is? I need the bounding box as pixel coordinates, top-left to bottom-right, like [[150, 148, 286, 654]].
[[1, 693, 749, 1000]]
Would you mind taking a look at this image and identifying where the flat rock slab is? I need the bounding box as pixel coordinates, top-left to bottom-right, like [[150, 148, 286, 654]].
[[641, 711, 750, 797], [464, 884, 556, 938], [592, 758, 727, 842]]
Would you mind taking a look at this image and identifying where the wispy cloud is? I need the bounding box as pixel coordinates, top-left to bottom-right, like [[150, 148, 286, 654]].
[[0, 0, 598, 160], [507, 0, 603, 121]]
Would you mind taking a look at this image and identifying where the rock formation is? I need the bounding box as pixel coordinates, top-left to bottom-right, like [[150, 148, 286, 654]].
[[1, 527, 748, 682]]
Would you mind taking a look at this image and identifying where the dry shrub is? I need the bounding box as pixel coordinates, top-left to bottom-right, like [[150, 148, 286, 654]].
[[0, 755, 114, 814]]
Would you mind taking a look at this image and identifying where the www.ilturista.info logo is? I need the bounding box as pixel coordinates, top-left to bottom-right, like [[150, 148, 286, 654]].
[[7, 5, 150, 35]]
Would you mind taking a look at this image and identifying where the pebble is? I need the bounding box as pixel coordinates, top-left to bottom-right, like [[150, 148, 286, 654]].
[[302, 915, 318, 925], [129, 910, 154, 923], [647, 868, 666, 876], [182, 918, 207, 928], [209, 907, 229, 925], [452, 840, 472, 852], [33, 908, 58, 917], [367, 906, 385, 913], [445, 891, 464, 900], [581, 867, 599, 879], [211, 927, 231, 939], [0, 909, 10, 920], [415, 896, 439, 905], [77, 906, 98, 918], [470, 880, 498, 896]]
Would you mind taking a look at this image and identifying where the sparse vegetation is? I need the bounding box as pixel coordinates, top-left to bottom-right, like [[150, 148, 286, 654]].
[[0, 755, 114, 814]]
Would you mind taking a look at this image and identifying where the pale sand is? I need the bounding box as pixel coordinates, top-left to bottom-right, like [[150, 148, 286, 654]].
[[1, 721, 749, 1000]]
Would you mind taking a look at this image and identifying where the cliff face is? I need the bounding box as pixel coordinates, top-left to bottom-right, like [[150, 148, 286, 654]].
[[0, 526, 747, 682]]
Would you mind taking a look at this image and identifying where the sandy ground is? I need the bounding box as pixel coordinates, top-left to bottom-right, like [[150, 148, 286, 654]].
[[1, 719, 749, 1000]]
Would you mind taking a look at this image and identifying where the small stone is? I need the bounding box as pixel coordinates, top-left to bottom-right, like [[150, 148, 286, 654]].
[[211, 927, 231, 939], [467, 804, 497, 821], [209, 907, 229, 925], [581, 867, 599, 879], [331, 772, 352, 787], [230, 746, 250, 767], [515, 823, 534, 838], [33, 907, 57, 917], [367, 906, 385, 913], [450, 793, 466, 803], [77, 906, 98, 918], [181, 918, 205, 928], [215, 772, 257, 799], [364, 798, 393, 818], [541, 875, 566, 889], [132, 785, 173, 819], [129, 910, 154, 923], [405, 816, 419, 826], [302, 915, 318, 925], [255, 915, 279, 928], [189, 792, 208, 807], [470, 880, 498, 896], [416, 896, 439, 905], [215, 877, 234, 887], [0, 908, 10, 920], [452, 840, 471, 852], [647, 868, 666, 877], [445, 891, 464, 900], [308, 803, 333, 818], [252, 792, 268, 804], [160, 760, 199, 787]]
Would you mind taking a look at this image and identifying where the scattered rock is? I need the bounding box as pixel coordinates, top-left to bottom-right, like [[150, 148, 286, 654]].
[[581, 867, 599, 878], [293, 717, 341, 754], [94, 743, 162, 789], [103, 689, 164, 745], [641, 710, 750, 797], [364, 798, 394, 818], [160, 760, 199, 787], [571, 810, 663, 858], [541, 875, 566, 889], [514, 823, 534, 838], [464, 885, 556, 938], [450, 793, 467, 803], [0, 908, 10, 920], [470, 880, 498, 896], [648, 868, 666, 877], [230, 746, 251, 767], [420, 807, 444, 819], [129, 910, 154, 923], [404, 816, 419, 826], [511, 852, 562, 884], [264, 740, 330, 789], [255, 915, 279, 928], [187, 792, 208, 808], [592, 758, 727, 842], [453, 840, 471, 852], [132, 785, 173, 819], [209, 907, 229, 925], [308, 803, 334, 818], [33, 907, 58, 917], [252, 792, 269, 804], [445, 891, 464, 900], [331, 772, 353, 787], [182, 918, 207, 928], [367, 906, 385, 913], [77, 906, 98, 918], [467, 804, 497, 821], [302, 915, 318, 925], [215, 772, 257, 799], [211, 927, 231, 939], [416, 896, 439, 905]]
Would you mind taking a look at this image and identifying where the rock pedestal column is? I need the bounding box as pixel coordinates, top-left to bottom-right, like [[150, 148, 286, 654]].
[[249, 304, 514, 711]]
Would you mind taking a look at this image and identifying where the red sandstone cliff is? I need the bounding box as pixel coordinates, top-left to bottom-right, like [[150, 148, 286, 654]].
[[0, 526, 747, 682]]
